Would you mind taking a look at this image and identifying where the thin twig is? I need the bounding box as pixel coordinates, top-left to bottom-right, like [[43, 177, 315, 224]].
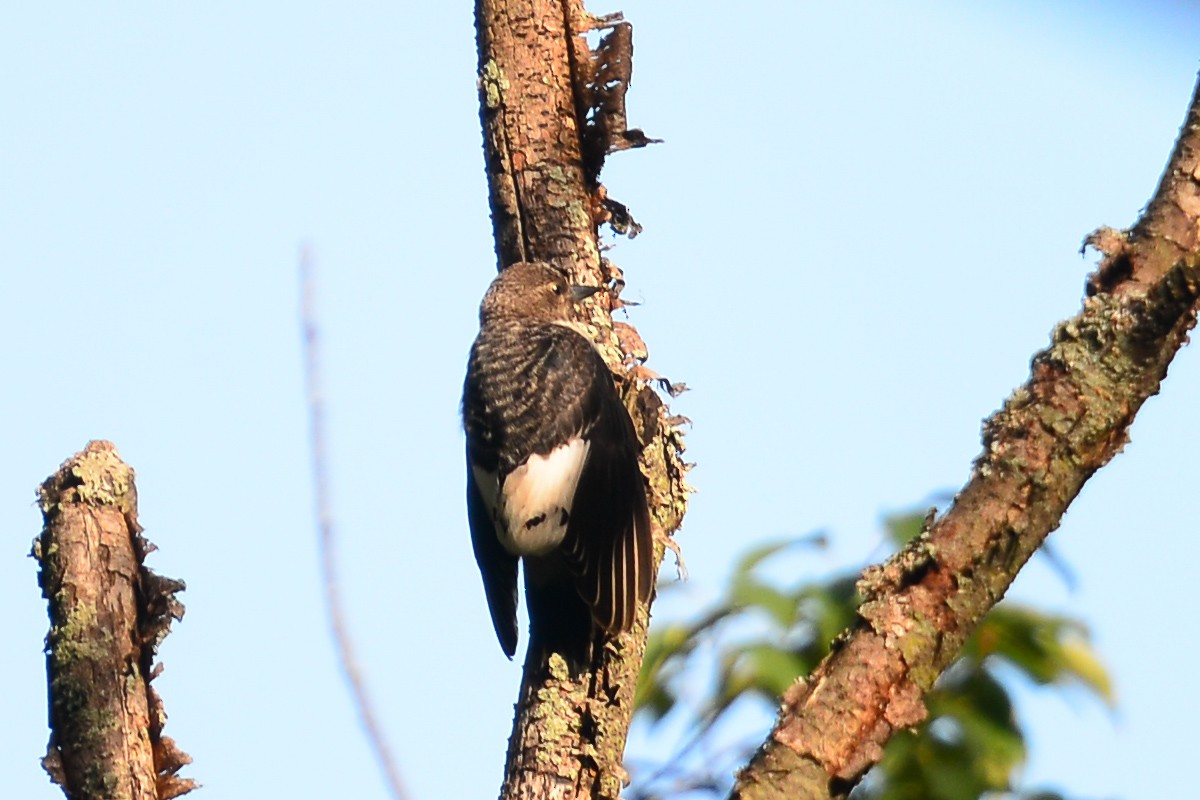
[[300, 245, 411, 800]]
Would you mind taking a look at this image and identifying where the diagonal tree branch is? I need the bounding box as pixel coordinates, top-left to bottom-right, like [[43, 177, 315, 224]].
[[729, 73, 1200, 799], [475, 1, 686, 798]]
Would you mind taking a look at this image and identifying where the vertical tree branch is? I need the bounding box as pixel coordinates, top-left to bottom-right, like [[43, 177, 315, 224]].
[[728, 74, 1200, 800], [475, 2, 686, 798], [34, 440, 193, 800], [477, 0, 598, 274]]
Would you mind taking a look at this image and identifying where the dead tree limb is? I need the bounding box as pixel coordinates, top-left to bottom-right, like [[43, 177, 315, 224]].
[[34, 441, 193, 800], [475, 2, 686, 798], [728, 74, 1200, 800]]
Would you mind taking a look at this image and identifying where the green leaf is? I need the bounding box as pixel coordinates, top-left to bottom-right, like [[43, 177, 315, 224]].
[[630, 505, 1116, 800], [883, 509, 928, 547], [729, 576, 798, 628], [966, 605, 1113, 705], [741, 643, 805, 697], [635, 624, 691, 716], [711, 640, 806, 710], [729, 532, 828, 578], [1058, 638, 1115, 706]]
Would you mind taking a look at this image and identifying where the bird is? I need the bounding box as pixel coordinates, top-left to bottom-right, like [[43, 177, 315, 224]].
[[462, 261, 653, 662]]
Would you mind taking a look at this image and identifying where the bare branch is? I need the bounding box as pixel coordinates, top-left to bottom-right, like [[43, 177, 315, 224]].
[[300, 247, 412, 800]]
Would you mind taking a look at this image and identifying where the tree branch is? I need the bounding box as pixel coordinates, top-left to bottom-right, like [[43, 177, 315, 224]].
[[34, 441, 193, 800], [299, 248, 411, 800], [474, 2, 686, 798], [729, 73, 1200, 799]]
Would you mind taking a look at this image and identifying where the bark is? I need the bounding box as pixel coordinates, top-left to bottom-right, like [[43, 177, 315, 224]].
[[475, 2, 686, 799], [728, 74, 1200, 799], [35, 441, 193, 800]]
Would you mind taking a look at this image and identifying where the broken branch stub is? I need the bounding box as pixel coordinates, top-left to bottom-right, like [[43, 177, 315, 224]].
[[34, 441, 194, 800]]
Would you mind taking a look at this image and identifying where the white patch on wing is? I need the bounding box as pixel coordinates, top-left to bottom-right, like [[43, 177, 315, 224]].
[[496, 437, 590, 556]]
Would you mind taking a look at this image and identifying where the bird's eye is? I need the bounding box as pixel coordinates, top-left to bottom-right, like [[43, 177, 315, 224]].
[[550, 283, 564, 296]]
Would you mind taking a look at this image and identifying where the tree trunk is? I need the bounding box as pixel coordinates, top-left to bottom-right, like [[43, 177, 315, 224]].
[[475, 2, 687, 799]]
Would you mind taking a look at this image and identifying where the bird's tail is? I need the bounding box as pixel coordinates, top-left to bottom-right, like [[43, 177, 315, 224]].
[[523, 558, 595, 675]]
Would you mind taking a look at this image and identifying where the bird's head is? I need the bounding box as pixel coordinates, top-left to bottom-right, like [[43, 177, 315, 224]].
[[478, 262, 600, 324]]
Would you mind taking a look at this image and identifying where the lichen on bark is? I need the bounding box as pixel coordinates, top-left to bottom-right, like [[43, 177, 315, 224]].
[[36, 441, 193, 800]]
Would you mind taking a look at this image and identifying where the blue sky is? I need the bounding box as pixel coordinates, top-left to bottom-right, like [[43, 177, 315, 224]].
[[2, 2, 1197, 798]]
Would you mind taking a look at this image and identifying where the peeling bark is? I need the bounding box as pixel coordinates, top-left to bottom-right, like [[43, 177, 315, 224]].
[[35, 441, 193, 800], [728, 74, 1200, 799], [474, 2, 685, 799]]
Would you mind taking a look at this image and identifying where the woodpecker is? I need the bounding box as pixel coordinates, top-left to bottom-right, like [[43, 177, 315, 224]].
[[462, 261, 653, 661]]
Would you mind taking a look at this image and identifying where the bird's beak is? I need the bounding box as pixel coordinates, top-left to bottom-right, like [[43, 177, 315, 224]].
[[571, 284, 601, 302]]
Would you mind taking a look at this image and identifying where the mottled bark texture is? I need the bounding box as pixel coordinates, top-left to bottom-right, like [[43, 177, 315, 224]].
[[729, 75, 1200, 800], [34, 441, 193, 800], [475, 2, 686, 799]]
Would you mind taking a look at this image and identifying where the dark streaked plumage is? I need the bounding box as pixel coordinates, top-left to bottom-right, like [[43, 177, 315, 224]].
[[462, 261, 653, 660]]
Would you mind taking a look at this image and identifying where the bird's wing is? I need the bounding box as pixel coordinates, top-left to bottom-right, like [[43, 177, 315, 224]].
[[466, 458, 519, 657], [559, 344, 654, 635], [463, 321, 652, 644]]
